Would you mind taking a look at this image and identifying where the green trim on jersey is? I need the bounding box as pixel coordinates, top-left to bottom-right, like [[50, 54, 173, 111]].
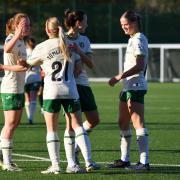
[[43, 99, 81, 113], [120, 90, 147, 104], [24, 82, 41, 92], [1, 93, 25, 110], [77, 85, 97, 112]]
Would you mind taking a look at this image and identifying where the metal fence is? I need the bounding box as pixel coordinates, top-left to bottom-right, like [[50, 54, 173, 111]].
[[1, 44, 180, 82]]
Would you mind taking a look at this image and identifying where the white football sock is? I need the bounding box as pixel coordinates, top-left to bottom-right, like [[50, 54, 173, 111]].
[[83, 121, 93, 133], [46, 132, 60, 166], [120, 129, 132, 162], [29, 101, 37, 121], [136, 128, 149, 164], [74, 127, 91, 167], [1, 138, 13, 165], [74, 121, 93, 153], [25, 102, 30, 119], [64, 130, 76, 167]]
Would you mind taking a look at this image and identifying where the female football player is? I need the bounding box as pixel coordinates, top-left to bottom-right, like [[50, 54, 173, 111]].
[[0, 13, 30, 171], [108, 10, 150, 170], [1, 16, 94, 174], [63, 9, 100, 171], [24, 37, 41, 124]]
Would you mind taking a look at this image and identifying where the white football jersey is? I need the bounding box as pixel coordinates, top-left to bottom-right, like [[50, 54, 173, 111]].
[[66, 34, 92, 86], [27, 38, 80, 99], [123, 32, 148, 91], [25, 48, 41, 84], [1, 34, 27, 94]]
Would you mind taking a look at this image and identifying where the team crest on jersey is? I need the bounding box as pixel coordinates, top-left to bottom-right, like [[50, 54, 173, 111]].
[[79, 42, 84, 49], [138, 43, 143, 51]]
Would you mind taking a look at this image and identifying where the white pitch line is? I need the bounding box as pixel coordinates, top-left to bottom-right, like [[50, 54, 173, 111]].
[[13, 159, 49, 162], [148, 163, 180, 167], [12, 153, 180, 167], [13, 153, 50, 161]]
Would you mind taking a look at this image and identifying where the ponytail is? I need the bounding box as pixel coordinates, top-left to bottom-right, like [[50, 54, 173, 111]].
[[58, 26, 70, 61], [46, 17, 71, 61], [6, 17, 14, 36]]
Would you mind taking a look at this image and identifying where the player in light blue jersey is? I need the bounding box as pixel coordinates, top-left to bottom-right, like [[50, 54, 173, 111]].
[[63, 9, 100, 171], [109, 10, 150, 171]]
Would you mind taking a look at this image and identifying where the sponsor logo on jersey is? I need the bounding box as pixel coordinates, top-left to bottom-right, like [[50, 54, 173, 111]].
[[6, 96, 11, 100]]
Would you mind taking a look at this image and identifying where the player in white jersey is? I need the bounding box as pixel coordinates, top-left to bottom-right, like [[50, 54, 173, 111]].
[[1, 17, 94, 174], [108, 10, 150, 170], [24, 37, 41, 124], [0, 17, 14, 167], [63, 9, 100, 170], [0, 13, 30, 172]]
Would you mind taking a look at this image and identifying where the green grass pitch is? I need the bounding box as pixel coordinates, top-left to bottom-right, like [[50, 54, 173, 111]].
[[0, 82, 179, 180]]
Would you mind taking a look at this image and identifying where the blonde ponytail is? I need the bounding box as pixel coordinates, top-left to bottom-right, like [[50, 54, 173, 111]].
[[58, 26, 70, 61], [46, 17, 70, 61]]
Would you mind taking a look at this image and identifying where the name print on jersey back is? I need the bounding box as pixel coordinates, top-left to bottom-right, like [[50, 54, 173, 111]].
[[47, 49, 61, 60]]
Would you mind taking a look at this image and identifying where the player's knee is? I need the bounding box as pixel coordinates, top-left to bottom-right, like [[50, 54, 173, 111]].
[[118, 118, 129, 130], [93, 116, 100, 127]]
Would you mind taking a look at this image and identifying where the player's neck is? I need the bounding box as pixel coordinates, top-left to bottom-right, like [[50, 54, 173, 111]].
[[67, 29, 79, 39], [49, 35, 57, 39]]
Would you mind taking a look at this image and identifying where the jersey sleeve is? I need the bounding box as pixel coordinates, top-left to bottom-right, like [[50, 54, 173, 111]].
[[26, 45, 43, 66], [5, 34, 19, 54], [5, 35, 13, 44], [134, 37, 147, 56], [84, 37, 93, 54]]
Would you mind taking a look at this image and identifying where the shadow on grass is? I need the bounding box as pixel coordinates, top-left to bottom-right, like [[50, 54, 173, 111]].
[[103, 166, 180, 175], [92, 148, 180, 154]]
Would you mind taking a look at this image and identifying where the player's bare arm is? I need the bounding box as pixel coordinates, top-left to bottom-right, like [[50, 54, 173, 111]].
[[69, 43, 94, 69], [74, 60, 82, 77], [109, 55, 145, 87], [4, 20, 26, 53]]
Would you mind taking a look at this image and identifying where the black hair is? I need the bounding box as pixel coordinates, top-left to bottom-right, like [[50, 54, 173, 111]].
[[121, 10, 142, 31], [25, 36, 36, 49], [64, 9, 86, 30]]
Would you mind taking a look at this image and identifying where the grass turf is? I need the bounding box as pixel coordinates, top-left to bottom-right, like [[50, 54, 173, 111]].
[[0, 82, 179, 180]]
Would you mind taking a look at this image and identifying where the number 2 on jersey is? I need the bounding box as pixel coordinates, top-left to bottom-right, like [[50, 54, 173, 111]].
[[51, 61, 69, 81]]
